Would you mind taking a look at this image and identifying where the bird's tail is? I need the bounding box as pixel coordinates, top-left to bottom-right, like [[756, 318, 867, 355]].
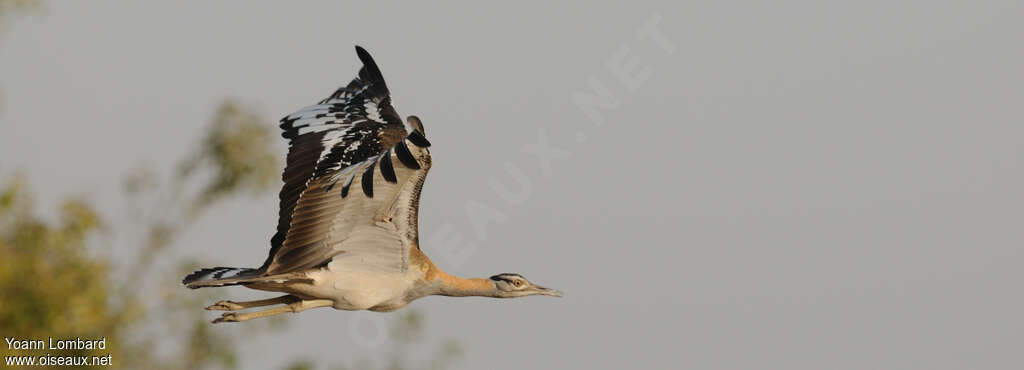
[[182, 266, 260, 289]]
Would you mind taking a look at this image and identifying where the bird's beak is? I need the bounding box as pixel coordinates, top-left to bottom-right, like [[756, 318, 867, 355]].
[[535, 286, 564, 297]]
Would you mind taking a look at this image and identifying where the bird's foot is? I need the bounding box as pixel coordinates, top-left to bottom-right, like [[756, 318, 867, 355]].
[[206, 300, 244, 311], [212, 312, 239, 324]]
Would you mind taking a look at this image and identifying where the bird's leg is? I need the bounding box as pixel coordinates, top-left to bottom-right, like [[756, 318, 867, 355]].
[[205, 294, 300, 311], [212, 299, 333, 324]]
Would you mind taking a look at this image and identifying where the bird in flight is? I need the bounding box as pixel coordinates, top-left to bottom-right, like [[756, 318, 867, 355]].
[[183, 46, 562, 323]]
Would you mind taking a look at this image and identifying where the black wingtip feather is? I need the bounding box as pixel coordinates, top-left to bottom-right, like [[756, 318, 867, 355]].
[[355, 45, 370, 59], [379, 150, 397, 183], [394, 141, 421, 170], [407, 131, 431, 148], [354, 45, 387, 89], [341, 178, 351, 198], [361, 163, 375, 198]]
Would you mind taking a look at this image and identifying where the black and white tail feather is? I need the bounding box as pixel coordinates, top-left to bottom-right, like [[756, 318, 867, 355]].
[[182, 267, 259, 288]]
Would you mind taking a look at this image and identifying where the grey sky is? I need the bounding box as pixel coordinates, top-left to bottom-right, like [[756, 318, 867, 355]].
[[3, 1, 1023, 369]]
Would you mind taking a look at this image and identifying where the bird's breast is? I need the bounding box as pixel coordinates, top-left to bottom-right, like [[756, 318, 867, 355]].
[[304, 266, 424, 311]]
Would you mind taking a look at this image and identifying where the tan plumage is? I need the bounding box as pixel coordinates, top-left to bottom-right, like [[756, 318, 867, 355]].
[[183, 46, 560, 324]]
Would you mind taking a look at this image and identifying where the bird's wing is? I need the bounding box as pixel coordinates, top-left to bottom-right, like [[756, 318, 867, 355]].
[[265, 134, 431, 275], [259, 46, 426, 275]]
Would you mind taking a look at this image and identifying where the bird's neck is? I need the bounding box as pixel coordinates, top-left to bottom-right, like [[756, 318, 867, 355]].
[[412, 246, 499, 297], [436, 271, 499, 297]]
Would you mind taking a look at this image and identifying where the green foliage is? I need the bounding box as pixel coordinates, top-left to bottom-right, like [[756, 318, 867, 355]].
[[0, 0, 43, 16], [177, 100, 278, 215], [113, 100, 283, 369], [0, 99, 280, 369], [0, 176, 126, 366]]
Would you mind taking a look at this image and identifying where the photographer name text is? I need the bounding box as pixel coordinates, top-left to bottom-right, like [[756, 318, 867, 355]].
[[5, 337, 107, 351]]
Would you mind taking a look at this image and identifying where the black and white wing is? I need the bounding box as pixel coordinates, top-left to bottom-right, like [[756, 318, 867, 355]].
[[258, 46, 431, 276]]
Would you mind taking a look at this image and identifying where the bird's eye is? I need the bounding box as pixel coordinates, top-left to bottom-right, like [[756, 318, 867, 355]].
[[513, 280, 522, 287]]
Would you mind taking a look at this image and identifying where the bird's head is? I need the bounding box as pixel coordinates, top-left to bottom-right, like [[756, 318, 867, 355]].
[[489, 273, 563, 298]]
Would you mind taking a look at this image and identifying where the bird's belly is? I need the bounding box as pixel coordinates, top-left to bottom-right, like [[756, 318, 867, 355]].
[[304, 268, 417, 311]]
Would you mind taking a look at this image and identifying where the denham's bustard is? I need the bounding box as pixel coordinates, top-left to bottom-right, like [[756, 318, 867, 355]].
[[183, 46, 562, 323]]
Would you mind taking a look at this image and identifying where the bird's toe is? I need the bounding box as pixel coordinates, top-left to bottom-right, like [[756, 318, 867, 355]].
[[206, 301, 243, 311], [212, 312, 238, 324]]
